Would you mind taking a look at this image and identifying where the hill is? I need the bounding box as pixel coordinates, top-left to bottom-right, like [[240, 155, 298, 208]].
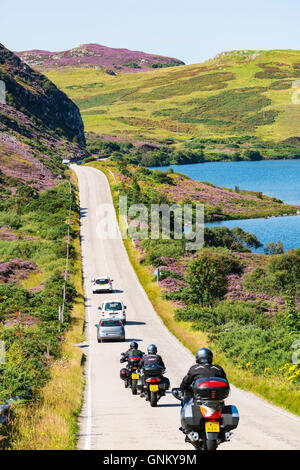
[[0, 44, 86, 421], [16, 43, 185, 74], [1, 43, 85, 146], [41, 49, 300, 159]]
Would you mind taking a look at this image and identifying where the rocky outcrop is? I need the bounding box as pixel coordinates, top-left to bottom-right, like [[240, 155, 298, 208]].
[[0, 43, 85, 146]]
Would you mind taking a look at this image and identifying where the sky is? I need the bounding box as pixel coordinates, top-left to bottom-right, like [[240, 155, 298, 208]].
[[1, 0, 300, 64]]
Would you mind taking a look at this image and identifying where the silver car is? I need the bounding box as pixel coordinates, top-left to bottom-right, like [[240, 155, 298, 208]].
[[95, 318, 125, 343]]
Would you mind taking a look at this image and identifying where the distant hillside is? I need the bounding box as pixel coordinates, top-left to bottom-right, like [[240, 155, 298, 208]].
[[41, 49, 300, 151], [16, 43, 185, 74], [0, 43, 86, 192]]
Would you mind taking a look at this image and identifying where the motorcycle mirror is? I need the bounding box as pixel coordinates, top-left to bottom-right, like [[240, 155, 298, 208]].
[[171, 388, 183, 401]]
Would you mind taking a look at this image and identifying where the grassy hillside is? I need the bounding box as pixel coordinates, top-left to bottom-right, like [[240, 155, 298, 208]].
[[0, 45, 85, 448], [46, 49, 300, 148]]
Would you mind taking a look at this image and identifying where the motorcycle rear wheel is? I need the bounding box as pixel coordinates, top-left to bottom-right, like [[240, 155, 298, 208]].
[[131, 381, 137, 395], [150, 391, 158, 407], [205, 439, 217, 450]]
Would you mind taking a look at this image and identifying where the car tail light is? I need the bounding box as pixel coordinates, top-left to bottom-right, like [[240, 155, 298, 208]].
[[146, 378, 161, 383]]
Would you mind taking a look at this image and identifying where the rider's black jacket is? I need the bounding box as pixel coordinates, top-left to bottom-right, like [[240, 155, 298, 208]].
[[120, 349, 144, 363], [180, 363, 227, 391], [138, 353, 165, 369]]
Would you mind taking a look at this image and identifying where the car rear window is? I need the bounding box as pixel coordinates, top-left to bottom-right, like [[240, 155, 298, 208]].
[[105, 302, 122, 311], [96, 279, 109, 285], [100, 320, 121, 327]]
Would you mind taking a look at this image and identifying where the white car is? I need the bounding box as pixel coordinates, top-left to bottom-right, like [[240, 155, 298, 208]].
[[98, 300, 127, 324], [91, 276, 113, 294]]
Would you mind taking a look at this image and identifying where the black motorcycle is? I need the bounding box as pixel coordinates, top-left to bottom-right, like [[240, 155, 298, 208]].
[[172, 377, 239, 450], [137, 363, 170, 407], [120, 354, 141, 395]]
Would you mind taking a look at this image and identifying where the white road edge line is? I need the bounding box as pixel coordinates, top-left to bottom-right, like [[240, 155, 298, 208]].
[[85, 275, 92, 450]]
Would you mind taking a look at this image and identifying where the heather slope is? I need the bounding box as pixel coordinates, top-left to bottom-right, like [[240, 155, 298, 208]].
[[0, 45, 85, 424], [0, 43, 85, 146], [45, 49, 300, 147], [16, 43, 184, 74]]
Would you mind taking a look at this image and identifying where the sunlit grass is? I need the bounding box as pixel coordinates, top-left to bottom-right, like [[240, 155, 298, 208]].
[[9, 171, 85, 450], [47, 50, 300, 142]]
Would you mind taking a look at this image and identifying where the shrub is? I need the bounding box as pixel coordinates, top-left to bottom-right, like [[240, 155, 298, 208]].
[[185, 249, 243, 305], [243, 149, 263, 161], [244, 250, 300, 296]]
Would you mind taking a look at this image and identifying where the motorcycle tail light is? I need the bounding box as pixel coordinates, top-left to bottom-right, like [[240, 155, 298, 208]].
[[200, 406, 222, 419], [146, 378, 161, 383]]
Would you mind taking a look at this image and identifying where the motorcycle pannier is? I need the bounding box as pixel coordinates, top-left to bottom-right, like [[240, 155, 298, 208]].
[[120, 368, 128, 380], [221, 405, 239, 430], [193, 377, 230, 400], [159, 376, 170, 391]]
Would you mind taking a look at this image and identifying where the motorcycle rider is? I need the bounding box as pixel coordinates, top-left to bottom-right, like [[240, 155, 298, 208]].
[[138, 344, 165, 368], [179, 347, 227, 441], [120, 341, 144, 363], [138, 344, 165, 398], [180, 347, 227, 404]]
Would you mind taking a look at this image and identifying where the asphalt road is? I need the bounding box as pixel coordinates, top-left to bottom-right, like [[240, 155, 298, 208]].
[[72, 164, 300, 450]]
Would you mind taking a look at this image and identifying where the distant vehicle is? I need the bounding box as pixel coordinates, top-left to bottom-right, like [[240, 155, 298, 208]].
[[91, 276, 113, 294], [95, 318, 125, 343], [76, 160, 83, 165], [62, 159, 71, 166], [98, 300, 127, 324]]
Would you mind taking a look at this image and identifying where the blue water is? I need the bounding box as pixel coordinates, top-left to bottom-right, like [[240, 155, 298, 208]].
[[152, 160, 300, 252]]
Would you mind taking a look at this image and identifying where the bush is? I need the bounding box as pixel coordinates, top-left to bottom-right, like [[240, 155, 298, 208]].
[[243, 149, 263, 161], [244, 250, 300, 296], [185, 249, 243, 305]]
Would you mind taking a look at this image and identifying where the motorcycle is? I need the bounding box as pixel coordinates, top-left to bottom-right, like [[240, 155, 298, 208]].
[[137, 363, 170, 407], [120, 354, 141, 395], [172, 377, 239, 450]]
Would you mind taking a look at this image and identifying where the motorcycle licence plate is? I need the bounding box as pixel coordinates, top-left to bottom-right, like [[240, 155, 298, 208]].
[[205, 421, 220, 433], [131, 373, 139, 379], [149, 384, 159, 391]]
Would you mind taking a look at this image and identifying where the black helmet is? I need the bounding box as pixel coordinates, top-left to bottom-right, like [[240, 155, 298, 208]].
[[147, 344, 157, 354], [130, 341, 138, 350], [195, 347, 213, 364]]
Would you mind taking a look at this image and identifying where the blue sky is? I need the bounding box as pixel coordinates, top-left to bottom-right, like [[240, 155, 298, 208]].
[[2, 0, 300, 64]]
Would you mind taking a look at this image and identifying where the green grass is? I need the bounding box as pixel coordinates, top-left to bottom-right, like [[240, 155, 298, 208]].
[[46, 49, 300, 143], [5, 171, 85, 450]]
